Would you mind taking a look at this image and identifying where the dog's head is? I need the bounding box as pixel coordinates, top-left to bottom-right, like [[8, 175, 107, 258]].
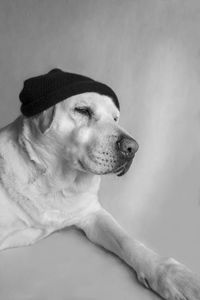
[[27, 92, 138, 177]]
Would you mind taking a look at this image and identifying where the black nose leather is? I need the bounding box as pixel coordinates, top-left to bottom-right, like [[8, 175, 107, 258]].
[[117, 136, 139, 158]]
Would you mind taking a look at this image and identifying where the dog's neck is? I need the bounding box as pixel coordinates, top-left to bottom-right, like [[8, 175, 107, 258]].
[[0, 116, 101, 226], [18, 116, 101, 196]]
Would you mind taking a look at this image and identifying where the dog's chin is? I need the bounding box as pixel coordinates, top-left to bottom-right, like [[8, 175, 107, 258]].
[[113, 158, 133, 176], [78, 159, 111, 175], [78, 158, 133, 177]]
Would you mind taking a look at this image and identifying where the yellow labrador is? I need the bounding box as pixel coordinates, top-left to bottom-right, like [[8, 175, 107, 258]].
[[0, 92, 199, 300]]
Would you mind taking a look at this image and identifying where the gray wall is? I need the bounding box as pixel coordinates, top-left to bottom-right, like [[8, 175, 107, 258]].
[[0, 1, 200, 298]]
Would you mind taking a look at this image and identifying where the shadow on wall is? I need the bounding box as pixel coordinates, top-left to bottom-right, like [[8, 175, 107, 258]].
[[101, 37, 200, 239]]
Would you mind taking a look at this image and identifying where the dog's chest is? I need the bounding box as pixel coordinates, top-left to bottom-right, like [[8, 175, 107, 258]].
[[1, 166, 100, 229], [4, 179, 99, 228], [21, 173, 100, 228], [36, 190, 100, 227]]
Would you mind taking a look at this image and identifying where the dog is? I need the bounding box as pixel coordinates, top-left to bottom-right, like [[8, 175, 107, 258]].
[[0, 90, 200, 300]]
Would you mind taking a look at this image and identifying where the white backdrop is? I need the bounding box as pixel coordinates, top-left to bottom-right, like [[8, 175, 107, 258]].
[[0, 1, 200, 299]]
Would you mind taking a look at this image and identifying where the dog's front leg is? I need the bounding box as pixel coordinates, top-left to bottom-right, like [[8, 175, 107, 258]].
[[77, 207, 200, 300]]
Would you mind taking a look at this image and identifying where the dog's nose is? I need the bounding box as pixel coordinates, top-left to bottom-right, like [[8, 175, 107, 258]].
[[117, 136, 139, 158]]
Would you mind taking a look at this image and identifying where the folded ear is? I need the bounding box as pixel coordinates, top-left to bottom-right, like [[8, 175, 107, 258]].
[[36, 106, 56, 134]]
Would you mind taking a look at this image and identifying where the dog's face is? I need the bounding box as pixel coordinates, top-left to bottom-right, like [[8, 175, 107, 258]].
[[32, 92, 138, 176]]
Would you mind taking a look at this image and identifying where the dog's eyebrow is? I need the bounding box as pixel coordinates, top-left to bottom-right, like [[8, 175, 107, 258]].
[[74, 101, 88, 107]]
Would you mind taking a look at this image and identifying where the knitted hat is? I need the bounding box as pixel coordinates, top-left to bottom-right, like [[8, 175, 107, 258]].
[[19, 68, 120, 117]]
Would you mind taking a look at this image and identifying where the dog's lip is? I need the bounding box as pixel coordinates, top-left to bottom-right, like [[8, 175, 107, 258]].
[[79, 155, 134, 176], [114, 162, 127, 174], [114, 158, 133, 177], [78, 159, 87, 171]]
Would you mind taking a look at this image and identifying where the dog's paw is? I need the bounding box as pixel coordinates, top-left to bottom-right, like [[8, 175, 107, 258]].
[[137, 257, 200, 300]]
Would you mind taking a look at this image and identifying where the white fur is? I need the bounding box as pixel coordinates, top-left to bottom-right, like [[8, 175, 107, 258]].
[[0, 92, 199, 300]]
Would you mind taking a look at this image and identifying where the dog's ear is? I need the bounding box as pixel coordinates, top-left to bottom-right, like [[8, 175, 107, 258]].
[[36, 106, 56, 134]]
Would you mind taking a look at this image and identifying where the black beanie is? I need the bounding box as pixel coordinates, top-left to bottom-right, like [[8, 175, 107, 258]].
[[19, 68, 120, 117]]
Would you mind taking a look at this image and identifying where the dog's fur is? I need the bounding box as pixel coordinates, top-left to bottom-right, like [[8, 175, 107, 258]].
[[0, 92, 199, 299]]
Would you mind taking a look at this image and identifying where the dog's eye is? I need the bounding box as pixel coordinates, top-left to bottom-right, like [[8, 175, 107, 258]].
[[74, 107, 93, 118]]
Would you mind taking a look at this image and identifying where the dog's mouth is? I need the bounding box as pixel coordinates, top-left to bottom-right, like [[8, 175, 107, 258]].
[[78, 156, 134, 177], [114, 158, 133, 177]]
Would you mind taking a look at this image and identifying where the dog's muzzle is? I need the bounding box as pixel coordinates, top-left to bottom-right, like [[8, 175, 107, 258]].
[[115, 135, 139, 176]]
